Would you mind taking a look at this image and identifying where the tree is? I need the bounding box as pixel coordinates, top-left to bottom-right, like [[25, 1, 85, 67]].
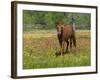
[[23, 10, 91, 30]]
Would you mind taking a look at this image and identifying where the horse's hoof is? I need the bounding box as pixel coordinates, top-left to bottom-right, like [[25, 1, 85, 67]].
[[55, 51, 61, 56], [65, 50, 68, 53], [61, 54, 64, 56]]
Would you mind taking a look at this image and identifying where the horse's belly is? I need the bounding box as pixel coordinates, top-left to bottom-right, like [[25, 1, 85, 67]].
[[63, 32, 72, 39]]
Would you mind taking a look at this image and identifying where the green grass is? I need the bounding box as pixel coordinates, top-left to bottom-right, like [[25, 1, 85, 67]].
[[23, 30, 91, 69]]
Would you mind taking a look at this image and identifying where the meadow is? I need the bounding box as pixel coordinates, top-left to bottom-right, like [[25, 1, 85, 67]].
[[23, 30, 91, 69]]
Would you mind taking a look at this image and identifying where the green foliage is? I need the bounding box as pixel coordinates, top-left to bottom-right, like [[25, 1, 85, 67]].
[[23, 10, 91, 31]]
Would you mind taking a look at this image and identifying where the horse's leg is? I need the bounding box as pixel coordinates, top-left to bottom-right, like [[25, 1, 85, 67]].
[[59, 40, 64, 56], [70, 38, 72, 50], [58, 39, 63, 56], [60, 41, 63, 56], [65, 40, 69, 53], [61, 41, 64, 56]]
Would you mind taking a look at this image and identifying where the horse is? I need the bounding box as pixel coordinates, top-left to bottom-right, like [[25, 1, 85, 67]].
[[56, 21, 76, 56]]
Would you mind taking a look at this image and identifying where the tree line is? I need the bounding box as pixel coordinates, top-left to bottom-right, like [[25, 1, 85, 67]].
[[23, 10, 91, 31]]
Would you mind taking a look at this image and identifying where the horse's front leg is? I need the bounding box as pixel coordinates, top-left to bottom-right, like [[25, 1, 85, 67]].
[[59, 41, 64, 56], [58, 39, 64, 56], [61, 41, 64, 56]]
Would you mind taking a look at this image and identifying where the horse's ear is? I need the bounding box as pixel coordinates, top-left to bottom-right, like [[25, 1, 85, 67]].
[[55, 21, 59, 28]]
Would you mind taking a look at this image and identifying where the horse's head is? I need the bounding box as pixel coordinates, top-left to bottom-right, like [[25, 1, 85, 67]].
[[56, 21, 64, 35]]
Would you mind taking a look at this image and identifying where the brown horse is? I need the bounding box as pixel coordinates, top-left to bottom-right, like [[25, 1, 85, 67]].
[[56, 21, 76, 56]]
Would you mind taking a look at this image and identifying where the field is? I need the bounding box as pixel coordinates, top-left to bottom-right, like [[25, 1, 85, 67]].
[[23, 30, 91, 69]]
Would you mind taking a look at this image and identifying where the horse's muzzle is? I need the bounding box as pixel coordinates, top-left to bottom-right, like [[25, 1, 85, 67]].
[[57, 32, 61, 35]]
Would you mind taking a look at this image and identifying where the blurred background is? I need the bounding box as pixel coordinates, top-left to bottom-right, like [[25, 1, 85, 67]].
[[23, 10, 91, 31]]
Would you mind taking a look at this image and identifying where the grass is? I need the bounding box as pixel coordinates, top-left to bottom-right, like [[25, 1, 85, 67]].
[[23, 30, 91, 69]]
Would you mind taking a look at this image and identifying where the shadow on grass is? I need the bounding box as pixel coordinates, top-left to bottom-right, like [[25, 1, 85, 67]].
[[55, 50, 69, 57]]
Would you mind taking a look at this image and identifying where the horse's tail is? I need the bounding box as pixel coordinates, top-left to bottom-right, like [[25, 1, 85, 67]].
[[71, 24, 76, 47], [72, 35, 76, 47]]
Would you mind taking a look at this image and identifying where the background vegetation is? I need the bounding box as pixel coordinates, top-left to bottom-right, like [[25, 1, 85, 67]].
[[23, 10, 91, 31]]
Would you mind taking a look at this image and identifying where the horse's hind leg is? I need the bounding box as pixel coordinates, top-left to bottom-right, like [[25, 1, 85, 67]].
[[65, 40, 69, 53], [70, 38, 72, 50]]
